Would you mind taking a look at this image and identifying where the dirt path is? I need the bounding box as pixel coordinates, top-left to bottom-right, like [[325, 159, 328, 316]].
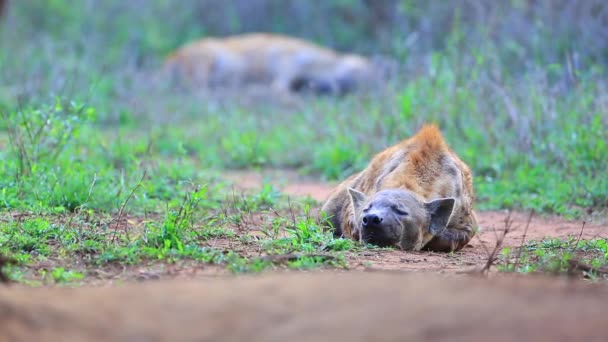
[[4, 271, 608, 341], [224, 169, 608, 273]]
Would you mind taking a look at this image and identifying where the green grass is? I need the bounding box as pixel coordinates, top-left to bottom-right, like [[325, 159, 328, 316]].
[[499, 237, 608, 280], [3, 81, 604, 217], [1, 2, 606, 217], [0, 183, 355, 283]]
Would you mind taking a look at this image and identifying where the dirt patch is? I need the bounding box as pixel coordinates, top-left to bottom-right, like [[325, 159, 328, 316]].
[[223, 168, 337, 201], [2, 271, 607, 341], [224, 169, 607, 273]]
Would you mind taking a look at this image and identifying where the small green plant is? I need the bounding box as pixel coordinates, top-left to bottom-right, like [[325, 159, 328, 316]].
[[45, 267, 84, 284], [1, 98, 95, 179], [498, 237, 608, 280], [256, 204, 354, 270], [0, 218, 56, 256], [287, 254, 347, 270], [253, 182, 281, 208], [133, 184, 214, 257], [263, 204, 353, 253]]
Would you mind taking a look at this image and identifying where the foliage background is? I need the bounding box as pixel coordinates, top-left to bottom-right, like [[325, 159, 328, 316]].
[[0, 0, 606, 217]]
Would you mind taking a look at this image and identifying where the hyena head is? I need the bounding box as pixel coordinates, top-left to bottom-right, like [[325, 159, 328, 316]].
[[289, 55, 377, 96], [347, 188, 455, 250], [333, 54, 377, 94]]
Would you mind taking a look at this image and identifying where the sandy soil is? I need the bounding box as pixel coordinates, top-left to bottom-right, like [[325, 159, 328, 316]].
[[3, 271, 608, 342]]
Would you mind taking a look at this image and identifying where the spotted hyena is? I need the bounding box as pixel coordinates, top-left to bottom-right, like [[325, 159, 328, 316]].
[[320, 124, 477, 252], [164, 32, 378, 95]]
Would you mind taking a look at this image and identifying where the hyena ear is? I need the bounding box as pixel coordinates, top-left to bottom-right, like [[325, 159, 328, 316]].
[[347, 188, 367, 213], [424, 198, 455, 235]]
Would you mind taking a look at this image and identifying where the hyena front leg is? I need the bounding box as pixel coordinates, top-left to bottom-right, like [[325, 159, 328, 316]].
[[424, 211, 478, 252]]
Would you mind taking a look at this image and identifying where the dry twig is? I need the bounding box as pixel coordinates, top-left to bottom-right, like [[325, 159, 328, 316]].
[[479, 211, 513, 274], [514, 211, 534, 270]]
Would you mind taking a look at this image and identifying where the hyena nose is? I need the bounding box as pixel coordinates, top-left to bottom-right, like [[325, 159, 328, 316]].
[[362, 214, 383, 227]]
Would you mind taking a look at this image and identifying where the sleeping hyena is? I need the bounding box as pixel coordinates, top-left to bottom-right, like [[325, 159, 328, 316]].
[[320, 124, 477, 252]]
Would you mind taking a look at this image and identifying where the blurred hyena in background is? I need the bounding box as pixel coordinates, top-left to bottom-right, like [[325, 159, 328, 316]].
[[164, 33, 381, 96]]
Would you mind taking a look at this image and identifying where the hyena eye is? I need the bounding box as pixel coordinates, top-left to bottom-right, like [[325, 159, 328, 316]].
[[392, 206, 408, 216]]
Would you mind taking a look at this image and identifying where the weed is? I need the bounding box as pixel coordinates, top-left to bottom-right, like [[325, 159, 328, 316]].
[[254, 204, 354, 270], [1, 98, 96, 179], [499, 237, 608, 280], [46, 267, 84, 284], [0, 254, 16, 283]]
